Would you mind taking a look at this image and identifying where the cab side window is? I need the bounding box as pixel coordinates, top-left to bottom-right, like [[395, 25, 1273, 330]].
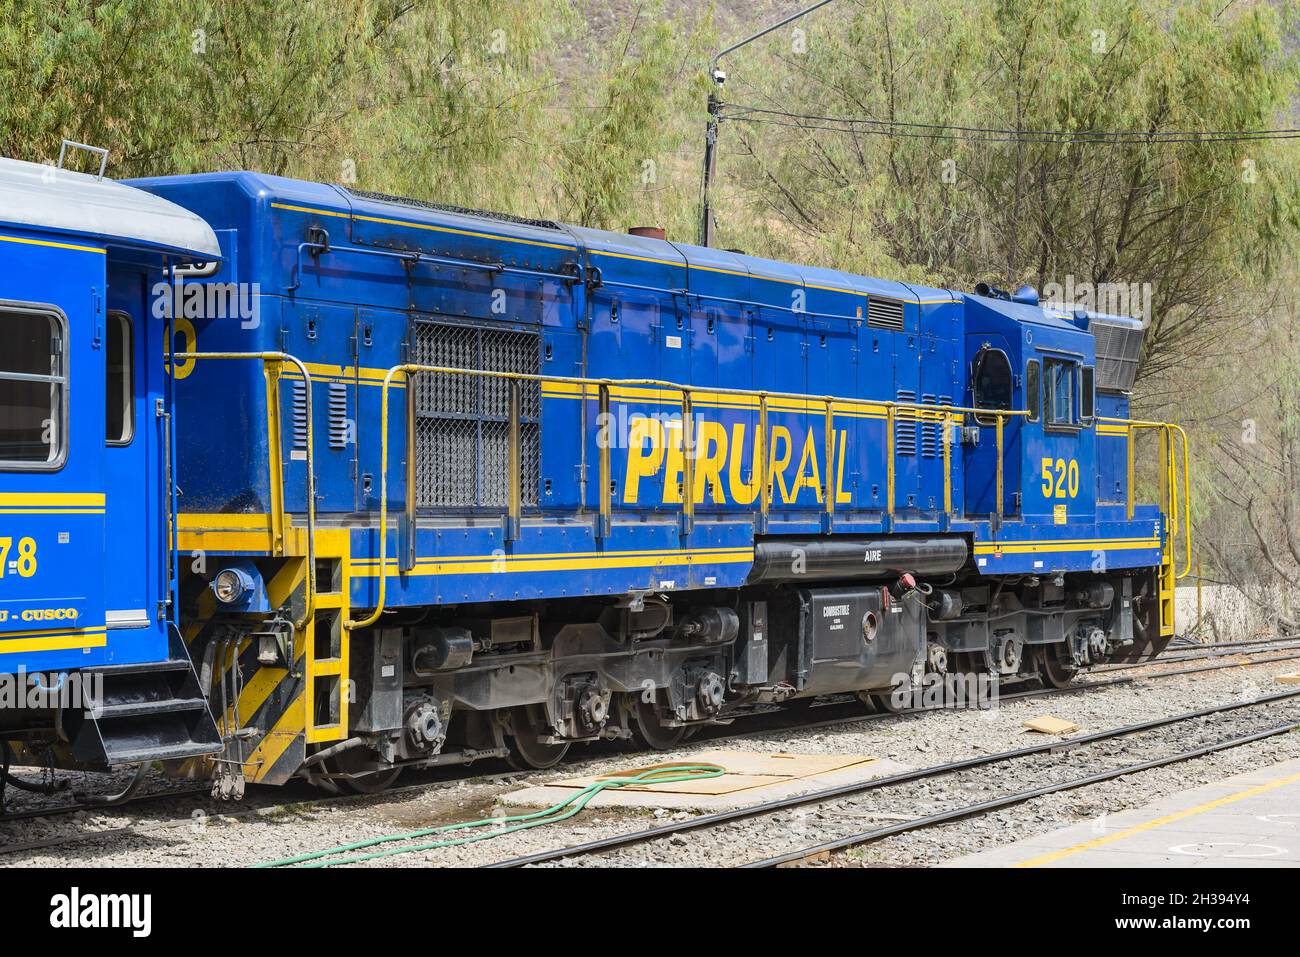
[[0, 306, 67, 469], [1044, 358, 1075, 427], [1025, 359, 1041, 423], [972, 347, 1012, 423]]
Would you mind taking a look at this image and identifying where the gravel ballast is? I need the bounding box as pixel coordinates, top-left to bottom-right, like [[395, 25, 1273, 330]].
[[2, 654, 1298, 868]]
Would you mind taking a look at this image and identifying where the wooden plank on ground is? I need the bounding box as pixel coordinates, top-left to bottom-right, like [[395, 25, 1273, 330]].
[[1023, 715, 1079, 735]]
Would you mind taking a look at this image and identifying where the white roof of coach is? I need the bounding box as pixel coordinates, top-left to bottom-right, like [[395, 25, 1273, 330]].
[[0, 155, 220, 259]]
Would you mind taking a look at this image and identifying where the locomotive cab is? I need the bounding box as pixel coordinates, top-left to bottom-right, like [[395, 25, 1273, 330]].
[[963, 289, 1100, 529]]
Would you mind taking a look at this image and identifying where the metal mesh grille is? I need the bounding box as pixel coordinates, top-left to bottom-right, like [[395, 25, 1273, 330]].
[[412, 321, 541, 508], [1091, 320, 1144, 392]]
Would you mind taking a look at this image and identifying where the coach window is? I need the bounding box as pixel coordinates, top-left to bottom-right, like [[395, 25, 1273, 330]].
[[972, 346, 1012, 424], [107, 311, 133, 445], [1080, 365, 1096, 422], [1025, 359, 1041, 423], [1044, 357, 1076, 428], [0, 305, 67, 469]]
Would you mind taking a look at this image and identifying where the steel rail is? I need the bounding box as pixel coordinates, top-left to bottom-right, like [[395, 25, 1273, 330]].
[[4, 648, 1294, 846], [749, 719, 1300, 868], [710, 650, 1300, 745], [1169, 633, 1300, 652], [485, 688, 1300, 867]]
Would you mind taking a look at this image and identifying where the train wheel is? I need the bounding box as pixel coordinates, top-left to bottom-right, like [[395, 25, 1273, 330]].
[[322, 753, 403, 794], [505, 706, 570, 770], [1035, 646, 1078, 689], [342, 768, 403, 794], [868, 693, 908, 715], [630, 695, 687, 751], [867, 670, 914, 714]]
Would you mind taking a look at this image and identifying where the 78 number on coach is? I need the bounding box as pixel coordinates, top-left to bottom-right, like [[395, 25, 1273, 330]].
[[0, 536, 38, 578]]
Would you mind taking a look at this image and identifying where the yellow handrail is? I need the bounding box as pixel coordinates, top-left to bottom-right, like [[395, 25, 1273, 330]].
[[1100, 415, 1193, 581], [1170, 423, 1193, 580], [348, 364, 1028, 630], [175, 352, 318, 631]]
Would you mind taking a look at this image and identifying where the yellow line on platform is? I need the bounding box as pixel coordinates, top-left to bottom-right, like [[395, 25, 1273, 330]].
[[1015, 767, 1300, 867]]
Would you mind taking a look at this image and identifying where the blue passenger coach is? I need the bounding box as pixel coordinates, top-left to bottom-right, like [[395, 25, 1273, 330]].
[[0, 153, 221, 778], [0, 157, 1189, 795]]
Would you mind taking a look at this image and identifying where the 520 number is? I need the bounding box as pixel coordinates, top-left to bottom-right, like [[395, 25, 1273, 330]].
[[0, 537, 38, 578], [1040, 458, 1080, 500]]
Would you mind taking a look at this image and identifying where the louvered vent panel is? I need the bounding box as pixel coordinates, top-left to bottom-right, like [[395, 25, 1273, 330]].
[[291, 381, 308, 450], [867, 296, 906, 331], [920, 394, 939, 458], [895, 389, 918, 456], [411, 320, 541, 508], [327, 383, 349, 450], [919, 394, 953, 459]]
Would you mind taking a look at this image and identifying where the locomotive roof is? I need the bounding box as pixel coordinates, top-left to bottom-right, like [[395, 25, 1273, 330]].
[[0, 156, 221, 260], [131, 171, 957, 307]]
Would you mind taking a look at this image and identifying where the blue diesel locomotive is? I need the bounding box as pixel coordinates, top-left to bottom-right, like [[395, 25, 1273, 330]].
[[0, 150, 1189, 795]]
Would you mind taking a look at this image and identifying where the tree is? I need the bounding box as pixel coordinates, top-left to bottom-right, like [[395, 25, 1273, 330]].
[[0, 0, 570, 195], [715, 0, 1300, 383], [545, 1, 711, 231]]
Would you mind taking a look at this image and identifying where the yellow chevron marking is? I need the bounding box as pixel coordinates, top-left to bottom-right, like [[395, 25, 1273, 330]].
[[244, 694, 306, 783], [265, 559, 307, 607], [223, 661, 285, 731], [183, 587, 217, 644]]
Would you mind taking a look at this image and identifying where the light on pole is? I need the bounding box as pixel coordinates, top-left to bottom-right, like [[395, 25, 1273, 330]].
[[698, 0, 838, 247]]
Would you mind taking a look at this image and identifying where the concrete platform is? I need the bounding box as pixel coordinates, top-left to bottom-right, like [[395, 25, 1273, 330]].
[[946, 758, 1300, 868], [501, 748, 912, 812]]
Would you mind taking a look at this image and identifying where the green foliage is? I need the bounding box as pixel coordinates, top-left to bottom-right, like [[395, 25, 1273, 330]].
[[719, 0, 1300, 377], [2, 0, 1296, 379], [0, 0, 572, 188], [548, 2, 712, 230]]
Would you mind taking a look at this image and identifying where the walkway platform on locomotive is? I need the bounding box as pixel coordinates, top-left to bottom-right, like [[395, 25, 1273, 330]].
[[944, 758, 1300, 868]]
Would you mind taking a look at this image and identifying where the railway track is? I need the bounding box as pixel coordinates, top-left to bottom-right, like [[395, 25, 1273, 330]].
[[1, 638, 1296, 855], [749, 719, 1300, 868], [487, 688, 1300, 868]]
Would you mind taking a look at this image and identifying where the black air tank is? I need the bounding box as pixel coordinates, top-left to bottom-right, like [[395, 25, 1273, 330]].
[[747, 537, 968, 584]]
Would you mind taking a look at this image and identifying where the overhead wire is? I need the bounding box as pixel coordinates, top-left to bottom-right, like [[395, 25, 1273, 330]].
[[718, 103, 1300, 145]]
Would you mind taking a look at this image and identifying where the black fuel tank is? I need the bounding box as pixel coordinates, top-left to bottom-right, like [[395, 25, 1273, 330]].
[[747, 536, 968, 584]]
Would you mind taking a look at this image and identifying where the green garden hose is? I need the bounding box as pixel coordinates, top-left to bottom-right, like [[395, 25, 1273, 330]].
[[255, 762, 724, 868]]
